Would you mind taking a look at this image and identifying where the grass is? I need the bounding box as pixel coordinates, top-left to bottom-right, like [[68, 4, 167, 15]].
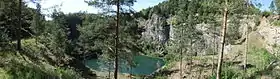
[[0, 68, 11, 79], [0, 39, 83, 79], [245, 48, 280, 78], [272, 20, 280, 27], [0, 51, 83, 79], [207, 47, 278, 79], [209, 68, 241, 79]]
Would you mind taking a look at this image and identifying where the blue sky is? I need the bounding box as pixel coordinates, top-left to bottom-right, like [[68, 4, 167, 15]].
[[254, 0, 273, 11]]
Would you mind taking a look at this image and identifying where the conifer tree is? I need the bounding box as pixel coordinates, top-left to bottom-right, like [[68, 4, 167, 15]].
[[30, 0, 43, 44], [270, 1, 276, 13], [216, 0, 228, 78], [275, 0, 280, 14], [17, 0, 22, 51], [115, 0, 120, 78], [86, 0, 136, 78], [244, 0, 250, 76]]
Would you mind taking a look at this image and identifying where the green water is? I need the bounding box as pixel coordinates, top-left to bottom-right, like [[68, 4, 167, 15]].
[[85, 55, 165, 75]]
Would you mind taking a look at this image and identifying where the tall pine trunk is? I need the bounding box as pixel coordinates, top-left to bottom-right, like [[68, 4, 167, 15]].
[[108, 60, 111, 79], [212, 28, 217, 75], [216, 0, 228, 78], [189, 38, 193, 79], [35, 2, 40, 45], [114, 0, 120, 79], [180, 23, 184, 79], [17, 0, 22, 51], [244, 0, 250, 75]]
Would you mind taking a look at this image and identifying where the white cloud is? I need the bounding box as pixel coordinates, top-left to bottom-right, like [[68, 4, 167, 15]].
[[60, 0, 98, 13], [25, 0, 165, 20], [26, 0, 165, 13]]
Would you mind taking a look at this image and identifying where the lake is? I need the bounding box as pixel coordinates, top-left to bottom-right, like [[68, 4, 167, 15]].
[[85, 55, 165, 75]]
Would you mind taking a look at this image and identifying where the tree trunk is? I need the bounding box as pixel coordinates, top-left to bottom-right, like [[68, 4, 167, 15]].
[[114, 0, 120, 79], [180, 23, 184, 79], [180, 46, 182, 79], [189, 38, 193, 79], [17, 0, 22, 51], [108, 61, 111, 79], [216, 0, 228, 79], [212, 30, 216, 75], [130, 62, 132, 79], [244, 0, 250, 75]]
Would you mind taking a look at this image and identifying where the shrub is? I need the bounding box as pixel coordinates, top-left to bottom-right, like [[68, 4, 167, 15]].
[[273, 20, 280, 26], [209, 69, 240, 79], [262, 11, 272, 17]]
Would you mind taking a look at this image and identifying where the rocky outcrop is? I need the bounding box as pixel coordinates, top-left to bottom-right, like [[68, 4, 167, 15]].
[[139, 14, 170, 44], [196, 23, 221, 55], [139, 14, 263, 55], [139, 14, 220, 55], [258, 17, 280, 54]]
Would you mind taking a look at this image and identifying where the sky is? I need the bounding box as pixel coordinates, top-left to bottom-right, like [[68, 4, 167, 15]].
[[255, 0, 273, 11], [25, 0, 165, 20], [25, 0, 166, 14], [25, 0, 275, 13], [25, 0, 274, 20]]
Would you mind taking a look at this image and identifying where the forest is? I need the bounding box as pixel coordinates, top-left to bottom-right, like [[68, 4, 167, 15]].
[[1, 0, 280, 79]]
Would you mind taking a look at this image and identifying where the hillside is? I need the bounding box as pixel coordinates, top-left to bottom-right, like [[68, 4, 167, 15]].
[[0, 39, 84, 79]]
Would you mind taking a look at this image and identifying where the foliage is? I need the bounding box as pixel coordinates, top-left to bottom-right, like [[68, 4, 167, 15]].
[[270, 1, 276, 13], [262, 11, 273, 17], [275, 0, 280, 14], [40, 11, 69, 64], [30, 2, 44, 36], [248, 48, 275, 69], [209, 69, 240, 79], [85, 0, 136, 14], [76, 14, 114, 60], [245, 48, 277, 78], [0, 30, 10, 49], [208, 48, 276, 79], [273, 20, 280, 26], [0, 0, 36, 40], [0, 50, 83, 79], [84, 0, 143, 70]]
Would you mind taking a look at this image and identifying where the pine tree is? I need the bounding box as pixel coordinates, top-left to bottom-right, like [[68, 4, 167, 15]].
[[0, 0, 36, 51], [40, 11, 69, 66], [30, 0, 43, 44], [243, 0, 250, 76], [17, 0, 22, 51], [275, 0, 280, 14], [114, 0, 120, 78], [86, 0, 137, 78], [168, 0, 204, 78], [270, 1, 276, 13], [216, 0, 228, 79]]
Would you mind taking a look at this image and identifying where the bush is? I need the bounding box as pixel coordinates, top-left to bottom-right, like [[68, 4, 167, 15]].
[[209, 69, 240, 79], [4, 60, 82, 79], [262, 11, 272, 17], [273, 20, 280, 26]]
